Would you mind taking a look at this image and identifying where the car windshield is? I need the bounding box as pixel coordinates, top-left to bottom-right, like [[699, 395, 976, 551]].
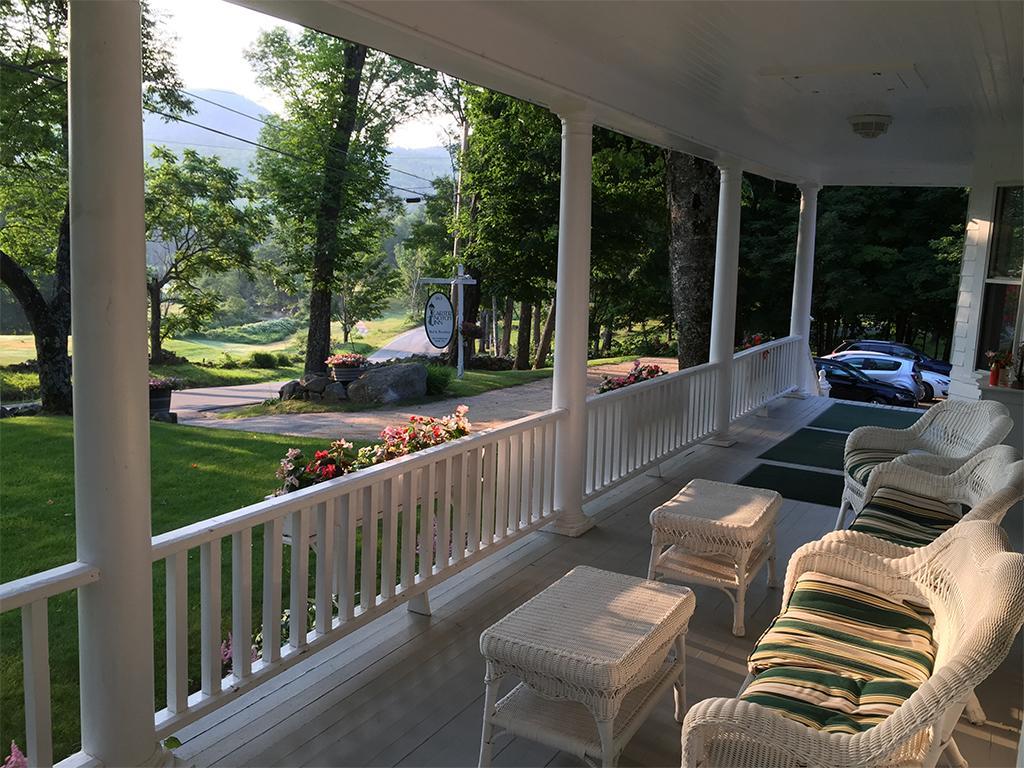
[[825, 361, 872, 383]]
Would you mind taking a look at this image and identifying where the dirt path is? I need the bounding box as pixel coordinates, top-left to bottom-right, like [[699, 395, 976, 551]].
[[176, 357, 676, 441]]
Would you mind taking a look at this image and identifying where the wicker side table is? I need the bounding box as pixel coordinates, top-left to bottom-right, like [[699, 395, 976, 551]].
[[647, 479, 781, 637], [478, 566, 695, 768]]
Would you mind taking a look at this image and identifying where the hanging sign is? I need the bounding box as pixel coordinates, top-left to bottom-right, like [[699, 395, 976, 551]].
[[423, 291, 455, 349]]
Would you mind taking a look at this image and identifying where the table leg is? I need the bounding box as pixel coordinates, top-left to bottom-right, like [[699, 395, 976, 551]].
[[673, 634, 687, 723], [733, 553, 748, 637], [478, 670, 500, 768], [596, 718, 616, 767], [766, 529, 778, 588]]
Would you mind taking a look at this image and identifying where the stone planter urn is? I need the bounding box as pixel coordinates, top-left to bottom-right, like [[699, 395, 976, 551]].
[[331, 365, 366, 383], [149, 386, 172, 415]]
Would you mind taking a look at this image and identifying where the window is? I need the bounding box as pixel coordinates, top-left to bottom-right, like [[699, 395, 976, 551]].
[[871, 359, 902, 371], [976, 185, 1024, 369]]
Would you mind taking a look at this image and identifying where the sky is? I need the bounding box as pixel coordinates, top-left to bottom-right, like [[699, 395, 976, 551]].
[[149, 0, 449, 149]]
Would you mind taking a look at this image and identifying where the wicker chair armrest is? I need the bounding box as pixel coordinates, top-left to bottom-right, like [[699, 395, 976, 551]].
[[681, 696, 925, 768], [845, 425, 917, 454], [861, 460, 958, 505], [815, 529, 916, 559], [891, 453, 964, 475], [960, 486, 1023, 526]]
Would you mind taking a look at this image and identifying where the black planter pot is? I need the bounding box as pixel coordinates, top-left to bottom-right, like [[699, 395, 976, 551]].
[[149, 387, 172, 415], [331, 366, 366, 383]]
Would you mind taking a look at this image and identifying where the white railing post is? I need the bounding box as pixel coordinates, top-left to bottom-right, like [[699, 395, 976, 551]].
[[790, 182, 821, 395], [68, 1, 159, 764], [708, 160, 744, 445], [547, 111, 595, 537]]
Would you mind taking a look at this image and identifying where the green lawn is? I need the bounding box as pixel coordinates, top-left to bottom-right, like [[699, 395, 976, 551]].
[[0, 417, 366, 761]]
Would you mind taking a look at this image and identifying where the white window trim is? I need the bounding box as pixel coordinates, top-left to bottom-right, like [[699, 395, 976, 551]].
[[975, 182, 1023, 371]]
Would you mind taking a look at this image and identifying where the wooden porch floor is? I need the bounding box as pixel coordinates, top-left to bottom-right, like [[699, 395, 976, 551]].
[[174, 396, 1022, 768]]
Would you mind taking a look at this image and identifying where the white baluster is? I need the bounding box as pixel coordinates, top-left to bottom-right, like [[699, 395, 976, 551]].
[[22, 599, 53, 768], [379, 480, 397, 600], [165, 551, 188, 713], [315, 502, 335, 635], [262, 518, 282, 663], [335, 494, 356, 622], [200, 540, 222, 695], [231, 530, 252, 679]]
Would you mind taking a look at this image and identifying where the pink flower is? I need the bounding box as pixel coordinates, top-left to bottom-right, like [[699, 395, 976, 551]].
[[2, 743, 26, 768]]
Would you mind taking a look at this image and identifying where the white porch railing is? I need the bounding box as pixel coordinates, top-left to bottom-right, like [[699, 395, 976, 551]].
[[0, 563, 100, 768], [148, 408, 562, 738], [583, 362, 719, 499], [730, 335, 804, 420], [0, 337, 810, 766]]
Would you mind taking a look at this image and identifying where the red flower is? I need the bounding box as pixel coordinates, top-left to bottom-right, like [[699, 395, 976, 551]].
[[314, 450, 330, 461]]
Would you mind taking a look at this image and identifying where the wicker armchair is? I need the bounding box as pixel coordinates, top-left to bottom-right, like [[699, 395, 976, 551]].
[[836, 399, 1013, 529], [681, 521, 1024, 768]]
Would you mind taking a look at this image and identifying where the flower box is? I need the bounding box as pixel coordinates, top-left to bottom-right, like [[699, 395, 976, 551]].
[[331, 365, 366, 383], [149, 386, 172, 415]]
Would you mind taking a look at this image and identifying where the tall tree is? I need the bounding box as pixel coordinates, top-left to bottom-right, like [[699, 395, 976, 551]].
[[665, 151, 719, 368], [0, 0, 191, 411], [248, 28, 435, 375], [144, 147, 269, 361]]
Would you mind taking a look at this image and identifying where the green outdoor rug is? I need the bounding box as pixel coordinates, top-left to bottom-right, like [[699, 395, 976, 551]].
[[809, 402, 922, 433], [738, 464, 845, 508], [758, 428, 847, 471]]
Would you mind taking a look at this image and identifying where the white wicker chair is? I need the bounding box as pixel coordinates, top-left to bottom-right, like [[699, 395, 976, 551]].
[[680, 520, 1024, 768], [836, 399, 1013, 529]]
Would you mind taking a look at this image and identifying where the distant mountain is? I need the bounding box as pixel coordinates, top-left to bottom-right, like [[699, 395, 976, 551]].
[[144, 88, 453, 194]]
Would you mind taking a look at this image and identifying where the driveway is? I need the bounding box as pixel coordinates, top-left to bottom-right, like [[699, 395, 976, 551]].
[[175, 357, 677, 441], [367, 326, 437, 361]]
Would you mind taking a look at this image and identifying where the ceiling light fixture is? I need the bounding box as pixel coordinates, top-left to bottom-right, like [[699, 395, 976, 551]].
[[848, 114, 893, 139]]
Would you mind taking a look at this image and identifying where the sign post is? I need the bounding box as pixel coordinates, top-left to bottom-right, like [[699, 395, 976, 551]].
[[419, 264, 477, 378]]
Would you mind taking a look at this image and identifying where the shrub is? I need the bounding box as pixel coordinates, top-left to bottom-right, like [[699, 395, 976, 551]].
[[199, 318, 299, 344], [468, 354, 514, 371], [596, 362, 668, 394], [218, 354, 239, 370], [276, 352, 293, 367], [274, 406, 471, 495], [426, 364, 454, 395], [249, 351, 279, 369]]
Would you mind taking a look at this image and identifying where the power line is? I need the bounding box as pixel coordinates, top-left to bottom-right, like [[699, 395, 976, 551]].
[[180, 88, 440, 185], [2, 59, 436, 198]]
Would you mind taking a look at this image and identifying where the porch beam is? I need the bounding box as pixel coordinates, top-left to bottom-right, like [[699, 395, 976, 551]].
[[547, 112, 595, 537], [69, 1, 159, 764], [708, 161, 744, 443], [790, 182, 821, 394]]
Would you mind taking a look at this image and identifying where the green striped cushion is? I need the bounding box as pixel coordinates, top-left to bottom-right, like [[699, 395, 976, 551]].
[[748, 571, 935, 685], [850, 486, 961, 548], [740, 666, 920, 734], [844, 447, 904, 486]]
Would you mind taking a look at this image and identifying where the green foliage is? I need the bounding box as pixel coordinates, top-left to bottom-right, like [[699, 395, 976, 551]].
[[247, 28, 434, 344], [198, 318, 299, 345], [425, 364, 454, 395], [248, 351, 279, 369], [145, 147, 271, 350], [276, 352, 294, 367]]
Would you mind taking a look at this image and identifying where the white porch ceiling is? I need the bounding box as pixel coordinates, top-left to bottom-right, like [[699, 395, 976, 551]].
[[232, 1, 1023, 187]]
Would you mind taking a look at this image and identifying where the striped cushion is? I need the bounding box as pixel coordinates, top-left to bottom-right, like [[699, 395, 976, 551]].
[[844, 447, 905, 486], [740, 666, 920, 734], [748, 571, 935, 685], [850, 486, 961, 548]]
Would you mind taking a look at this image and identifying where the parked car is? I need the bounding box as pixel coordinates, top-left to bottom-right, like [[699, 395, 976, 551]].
[[825, 350, 925, 399], [814, 357, 919, 406], [831, 339, 952, 375], [920, 369, 950, 401]]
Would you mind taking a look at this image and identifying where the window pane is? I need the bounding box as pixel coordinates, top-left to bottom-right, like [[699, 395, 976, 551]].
[[975, 282, 1021, 368], [989, 186, 1023, 279]]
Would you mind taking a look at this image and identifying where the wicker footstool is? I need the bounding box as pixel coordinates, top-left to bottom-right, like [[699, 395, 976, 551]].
[[647, 479, 780, 637], [478, 566, 695, 768]]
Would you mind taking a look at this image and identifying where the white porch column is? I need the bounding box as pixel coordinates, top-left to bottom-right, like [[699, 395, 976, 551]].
[[708, 161, 744, 443], [547, 112, 595, 537], [70, 2, 159, 765], [789, 182, 821, 395]]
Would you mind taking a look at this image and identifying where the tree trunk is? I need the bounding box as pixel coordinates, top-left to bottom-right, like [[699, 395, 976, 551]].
[[665, 150, 719, 369], [532, 302, 542, 348], [148, 278, 163, 363], [514, 301, 532, 370], [500, 297, 514, 357], [600, 324, 613, 355], [0, 206, 73, 413], [304, 43, 367, 376], [533, 299, 556, 369]]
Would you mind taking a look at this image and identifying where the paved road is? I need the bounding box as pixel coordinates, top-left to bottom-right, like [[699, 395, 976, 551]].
[[171, 380, 288, 418], [367, 326, 437, 361], [174, 358, 676, 441]]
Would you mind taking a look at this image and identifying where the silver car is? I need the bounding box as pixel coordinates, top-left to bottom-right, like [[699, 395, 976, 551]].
[[824, 350, 925, 400]]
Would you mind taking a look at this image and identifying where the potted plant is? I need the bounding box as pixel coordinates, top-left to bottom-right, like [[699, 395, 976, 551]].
[[148, 376, 175, 415], [985, 349, 1013, 387], [325, 353, 367, 383]]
